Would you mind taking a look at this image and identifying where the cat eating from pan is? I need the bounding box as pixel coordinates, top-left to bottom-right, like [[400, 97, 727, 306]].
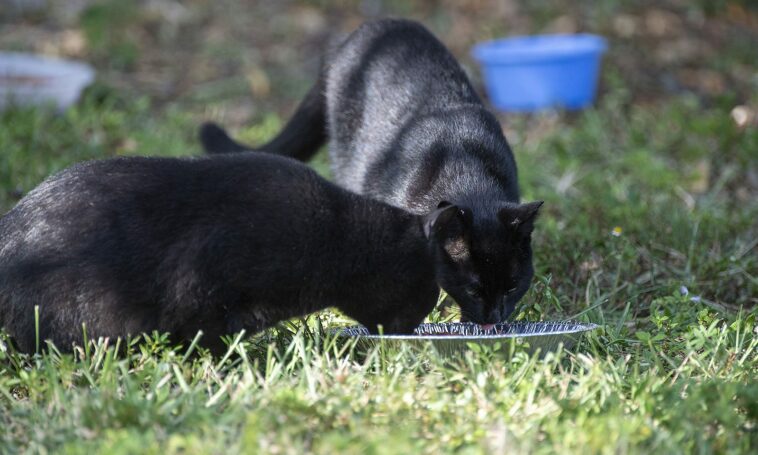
[[201, 18, 543, 324]]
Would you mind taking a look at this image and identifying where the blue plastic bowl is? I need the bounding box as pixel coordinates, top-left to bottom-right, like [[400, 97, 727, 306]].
[[472, 34, 607, 112]]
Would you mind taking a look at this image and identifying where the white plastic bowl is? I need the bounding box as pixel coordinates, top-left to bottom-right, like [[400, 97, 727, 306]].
[[0, 52, 95, 111]]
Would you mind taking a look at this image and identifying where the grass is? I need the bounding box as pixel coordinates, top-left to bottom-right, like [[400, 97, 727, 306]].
[[1, 73, 757, 453]]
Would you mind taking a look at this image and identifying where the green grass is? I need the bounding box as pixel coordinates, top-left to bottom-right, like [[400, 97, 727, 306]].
[[1, 83, 757, 453]]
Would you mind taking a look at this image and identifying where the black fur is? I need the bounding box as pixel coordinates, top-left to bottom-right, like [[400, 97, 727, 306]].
[[200, 19, 543, 323], [0, 153, 449, 353]]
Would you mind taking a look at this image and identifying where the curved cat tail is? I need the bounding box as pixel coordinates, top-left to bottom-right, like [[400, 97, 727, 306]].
[[198, 79, 327, 161], [199, 122, 253, 154]]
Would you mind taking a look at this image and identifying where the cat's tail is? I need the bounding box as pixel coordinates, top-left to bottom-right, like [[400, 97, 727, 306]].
[[199, 123, 253, 154], [199, 78, 326, 161]]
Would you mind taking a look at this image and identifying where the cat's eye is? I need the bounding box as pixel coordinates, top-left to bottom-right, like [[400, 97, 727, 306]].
[[506, 287, 518, 295]]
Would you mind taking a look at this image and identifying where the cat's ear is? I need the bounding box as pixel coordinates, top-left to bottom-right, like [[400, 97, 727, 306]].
[[499, 201, 543, 236], [423, 202, 470, 238], [423, 202, 472, 261]]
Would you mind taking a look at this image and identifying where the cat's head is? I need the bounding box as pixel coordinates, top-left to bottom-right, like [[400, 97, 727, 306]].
[[424, 200, 542, 324]]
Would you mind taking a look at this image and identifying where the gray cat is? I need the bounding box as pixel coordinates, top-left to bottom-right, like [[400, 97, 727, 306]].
[[201, 18, 542, 323]]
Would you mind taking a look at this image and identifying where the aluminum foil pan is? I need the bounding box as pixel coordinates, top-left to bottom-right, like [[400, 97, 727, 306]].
[[337, 321, 598, 356]]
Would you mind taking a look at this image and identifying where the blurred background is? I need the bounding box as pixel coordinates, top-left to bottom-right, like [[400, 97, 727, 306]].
[[2, 0, 756, 124], [1, 0, 756, 314]]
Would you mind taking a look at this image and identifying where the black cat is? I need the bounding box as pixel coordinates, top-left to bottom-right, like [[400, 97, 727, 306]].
[[0, 152, 464, 353], [201, 19, 542, 323]]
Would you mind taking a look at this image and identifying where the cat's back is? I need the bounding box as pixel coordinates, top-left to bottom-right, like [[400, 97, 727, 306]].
[[327, 19, 477, 107], [326, 19, 480, 143], [0, 156, 191, 252], [0, 153, 330, 262], [0, 154, 346, 266], [324, 19, 499, 196]]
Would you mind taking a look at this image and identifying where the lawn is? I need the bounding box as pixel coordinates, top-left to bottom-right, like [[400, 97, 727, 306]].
[[1, 1, 757, 454]]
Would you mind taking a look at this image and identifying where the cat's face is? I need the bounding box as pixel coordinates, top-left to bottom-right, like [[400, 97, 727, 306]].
[[424, 201, 542, 324]]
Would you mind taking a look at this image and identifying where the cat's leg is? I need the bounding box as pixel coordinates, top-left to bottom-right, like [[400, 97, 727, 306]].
[[199, 77, 327, 161]]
